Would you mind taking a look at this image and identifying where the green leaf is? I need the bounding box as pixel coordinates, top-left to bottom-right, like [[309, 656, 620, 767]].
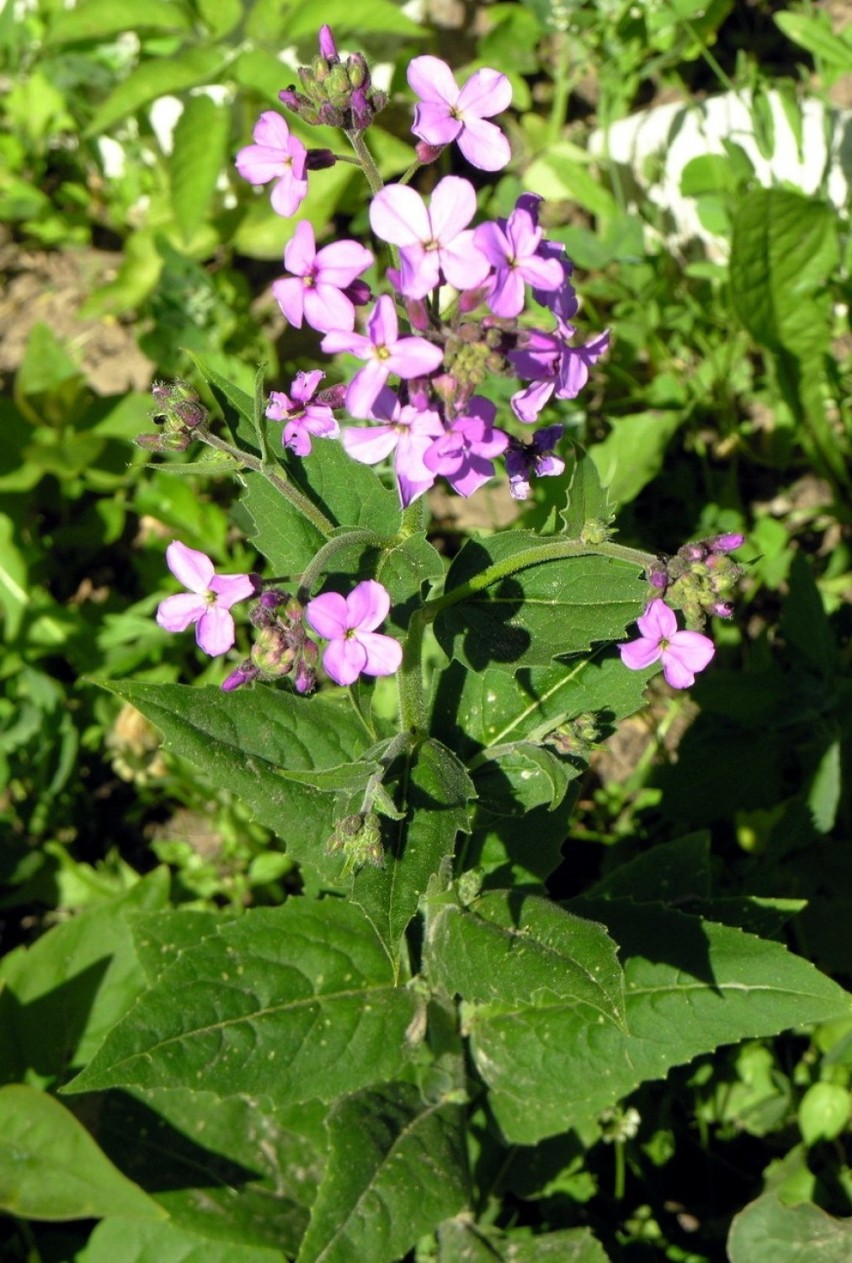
[[86, 48, 231, 137], [0, 870, 170, 1083], [463, 902, 852, 1143], [434, 534, 645, 672], [438, 1220, 610, 1262], [78, 1217, 286, 1263], [808, 740, 841, 835], [285, 438, 401, 538], [64, 901, 421, 1106], [170, 95, 230, 244], [352, 740, 475, 965], [589, 410, 684, 507], [0, 1085, 164, 1222], [188, 351, 259, 454], [524, 146, 619, 221], [798, 1082, 850, 1146], [587, 832, 712, 902], [376, 533, 445, 629], [730, 189, 839, 358], [774, 12, 852, 72], [129, 910, 226, 982], [242, 471, 325, 575], [46, 0, 191, 43], [284, 0, 422, 38], [728, 1192, 852, 1263], [559, 449, 614, 534], [425, 890, 626, 1028], [94, 681, 371, 885], [297, 1083, 468, 1263], [92, 1087, 324, 1251]]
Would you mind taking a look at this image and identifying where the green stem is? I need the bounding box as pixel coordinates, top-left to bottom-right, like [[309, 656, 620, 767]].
[[198, 430, 336, 538], [422, 537, 655, 622], [346, 130, 384, 195], [397, 609, 429, 736], [614, 1139, 626, 1202], [296, 528, 389, 601], [547, 31, 574, 146]]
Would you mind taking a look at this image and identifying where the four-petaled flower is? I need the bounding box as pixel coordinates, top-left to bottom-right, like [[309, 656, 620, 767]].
[[369, 177, 490, 299], [266, 370, 340, 456], [321, 294, 444, 417], [273, 221, 373, 333], [341, 387, 445, 507], [235, 112, 308, 218], [305, 580, 403, 686], [474, 203, 564, 318], [423, 397, 509, 497], [407, 56, 512, 171], [619, 599, 715, 689], [156, 541, 257, 657]]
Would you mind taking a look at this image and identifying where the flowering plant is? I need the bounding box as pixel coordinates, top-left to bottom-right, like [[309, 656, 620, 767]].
[[64, 28, 852, 1263]]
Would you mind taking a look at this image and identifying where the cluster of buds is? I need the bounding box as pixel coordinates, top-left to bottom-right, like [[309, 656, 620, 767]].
[[327, 810, 384, 872], [138, 381, 207, 452], [222, 589, 318, 694], [543, 713, 602, 759], [279, 25, 387, 134], [648, 534, 745, 629]]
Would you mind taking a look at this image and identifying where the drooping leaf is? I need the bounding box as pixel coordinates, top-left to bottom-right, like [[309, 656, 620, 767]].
[[559, 449, 615, 534], [460, 902, 852, 1143], [0, 1085, 164, 1222], [65, 901, 421, 1108]]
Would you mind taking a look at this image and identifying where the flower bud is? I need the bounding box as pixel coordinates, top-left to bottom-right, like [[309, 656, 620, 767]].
[[416, 140, 444, 165], [318, 24, 338, 61], [221, 661, 259, 692], [708, 532, 744, 554]]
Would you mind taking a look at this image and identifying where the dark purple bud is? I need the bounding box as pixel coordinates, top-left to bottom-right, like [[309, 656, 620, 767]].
[[135, 433, 168, 451], [415, 140, 444, 165], [458, 283, 491, 313], [278, 86, 304, 110], [317, 101, 346, 128], [350, 85, 371, 133], [221, 661, 259, 692], [648, 566, 668, 590], [259, 588, 289, 610], [680, 542, 707, 563], [306, 147, 337, 170], [405, 296, 430, 331], [318, 24, 338, 61], [344, 278, 372, 308], [173, 399, 207, 430]]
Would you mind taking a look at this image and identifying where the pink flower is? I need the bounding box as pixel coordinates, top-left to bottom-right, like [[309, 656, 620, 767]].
[[265, 370, 339, 456], [407, 56, 512, 172], [235, 112, 308, 218], [369, 177, 490, 299], [423, 396, 508, 497], [272, 221, 373, 333], [156, 542, 257, 657], [341, 387, 445, 507], [619, 600, 715, 689], [474, 203, 564, 318], [305, 580, 402, 686], [321, 295, 444, 417]]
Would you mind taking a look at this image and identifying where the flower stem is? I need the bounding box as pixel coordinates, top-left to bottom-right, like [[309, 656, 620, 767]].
[[296, 528, 389, 602], [346, 130, 384, 195], [198, 430, 336, 538]]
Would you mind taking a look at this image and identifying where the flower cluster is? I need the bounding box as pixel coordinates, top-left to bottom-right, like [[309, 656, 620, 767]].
[[151, 29, 742, 696]]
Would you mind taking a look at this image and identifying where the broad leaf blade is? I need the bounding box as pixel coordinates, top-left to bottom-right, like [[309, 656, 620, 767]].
[[78, 1217, 285, 1263], [728, 1192, 852, 1263], [297, 1083, 468, 1263], [65, 902, 421, 1107]]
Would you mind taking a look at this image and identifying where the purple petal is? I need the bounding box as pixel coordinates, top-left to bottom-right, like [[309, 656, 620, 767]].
[[156, 592, 206, 633], [323, 637, 368, 686], [511, 380, 554, 423], [407, 56, 459, 107], [321, 328, 371, 357], [346, 360, 392, 418], [456, 68, 512, 118], [619, 637, 662, 672], [290, 369, 324, 403], [342, 426, 399, 464], [314, 239, 374, 287], [413, 104, 460, 147], [386, 335, 444, 379], [429, 176, 477, 241], [270, 171, 308, 218], [637, 599, 677, 641], [457, 115, 511, 171], [346, 579, 390, 632], [208, 573, 257, 609], [283, 220, 316, 275], [272, 276, 306, 327], [165, 540, 214, 592], [303, 284, 356, 333], [357, 631, 403, 676], [305, 591, 349, 640], [196, 606, 236, 656], [366, 295, 398, 348], [370, 185, 429, 248]]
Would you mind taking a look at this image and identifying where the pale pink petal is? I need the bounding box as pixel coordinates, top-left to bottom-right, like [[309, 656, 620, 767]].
[[412, 105, 460, 146], [346, 360, 391, 418], [270, 172, 308, 218], [283, 219, 316, 274], [272, 276, 306, 327], [165, 541, 214, 593], [209, 573, 257, 609], [456, 115, 511, 171], [619, 638, 662, 672], [637, 600, 677, 642], [156, 592, 206, 633], [456, 67, 512, 118], [305, 591, 349, 640], [196, 606, 236, 656], [304, 284, 356, 333], [323, 637, 368, 686], [358, 631, 403, 676], [386, 336, 444, 378], [314, 240, 374, 287], [370, 185, 430, 248], [347, 579, 390, 632], [342, 426, 399, 464], [429, 176, 477, 241], [407, 56, 459, 107], [253, 111, 294, 151]]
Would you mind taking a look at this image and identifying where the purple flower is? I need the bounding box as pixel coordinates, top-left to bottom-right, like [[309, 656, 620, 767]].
[[509, 322, 610, 422], [474, 203, 564, 318], [369, 177, 490, 299], [407, 56, 512, 172], [321, 295, 444, 417], [235, 112, 308, 218], [305, 580, 403, 686], [424, 396, 508, 497], [272, 222, 373, 333], [266, 370, 340, 456], [619, 600, 715, 689], [156, 541, 257, 657], [341, 387, 445, 507], [505, 425, 566, 500]]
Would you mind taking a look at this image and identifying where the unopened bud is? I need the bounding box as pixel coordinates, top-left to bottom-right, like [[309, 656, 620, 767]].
[[416, 140, 444, 165], [318, 24, 338, 61], [306, 148, 337, 171], [221, 661, 258, 692]]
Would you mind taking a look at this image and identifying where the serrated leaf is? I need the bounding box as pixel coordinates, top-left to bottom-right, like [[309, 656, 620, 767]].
[[297, 1083, 468, 1263], [465, 902, 852, 1143], [170, 95, 230, 244], [728, 1192, 852, 1263], [0, 870, 170, 1082], [64, 902, 420, 1106], [86, 48, 230, 137], [78, 1217, 285, 1263], [587, 832, 712, 902], [376, 533, 445, 629], [352, 739, 474, 967], [0, 1085, 164, 1222], [425, 890, 625, 1027], [93, 681, 371, 885], [434, 534, 645, 672]]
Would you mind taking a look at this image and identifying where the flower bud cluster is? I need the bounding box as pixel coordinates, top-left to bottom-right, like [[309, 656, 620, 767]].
[[223, 589, 318, 695], [327, 810, 384, 872], [279, 25, 387, 133], [137, 381, 208, 452], [543, 713, 601, 759], [652, 534, 745, 629]]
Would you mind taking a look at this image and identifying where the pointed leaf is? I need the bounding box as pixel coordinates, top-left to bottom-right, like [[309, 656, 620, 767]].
[[85, 48, 230, 137], [297, 1083, 468, 1263], [65, 902, 421, 1107], [242, 471, 325, 575], [559, 449, 615, 534], [170, 95, 230, 243], [0, 1085, 164, 1222]]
